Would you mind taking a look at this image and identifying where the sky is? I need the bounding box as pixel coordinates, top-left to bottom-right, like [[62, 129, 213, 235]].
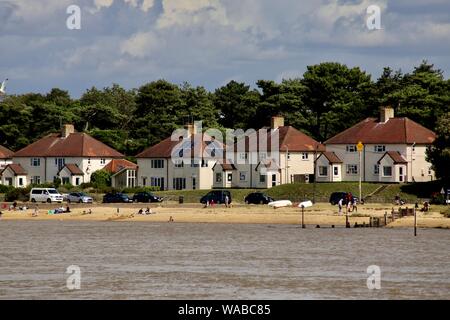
[[1, 0, 449, 97]]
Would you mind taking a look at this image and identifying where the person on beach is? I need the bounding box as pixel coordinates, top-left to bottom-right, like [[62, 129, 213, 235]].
[[224, 195, 230, 208], [32, 205, 38, 217], [338, 198, 343, 215], [145, 207, 153, 215], [168, 216, 174, 222], [0, 211, 3, 219], [138, 208, 144, 215], [66, 205, 71, 213]]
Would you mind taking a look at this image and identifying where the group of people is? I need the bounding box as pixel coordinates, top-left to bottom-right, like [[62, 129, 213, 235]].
[[204, 195, 232, 208], [338, 193, 357, 215], [137, 207, 154, 215]]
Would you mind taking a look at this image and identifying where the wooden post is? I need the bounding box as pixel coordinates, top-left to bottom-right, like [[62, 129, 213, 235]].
[[301, 205, 305, 229], [384, 211, 387, 226], [414, 207, 417, 236]]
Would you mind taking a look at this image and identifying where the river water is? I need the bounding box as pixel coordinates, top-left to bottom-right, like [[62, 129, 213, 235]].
[[0, 221, 448, 299]]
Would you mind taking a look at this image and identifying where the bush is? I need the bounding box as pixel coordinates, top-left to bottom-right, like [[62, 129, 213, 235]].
[[0, 184, 14, 194], [5, 187, 30, 202], [91, 170, 112, 187]]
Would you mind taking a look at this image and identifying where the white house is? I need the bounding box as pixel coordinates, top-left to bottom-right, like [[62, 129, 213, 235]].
[[11, 124, 124, 186], [213, 116, 324, 189], [322, 107, 436, 183], [136, 124, 224, 190], [0, 164, 27, 187], [0, 145, 13, 172]]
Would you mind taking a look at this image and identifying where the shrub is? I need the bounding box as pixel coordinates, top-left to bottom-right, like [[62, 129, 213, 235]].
[[5, 187, 30, 202], [90, 170, 112, 187], [0, 184, 14, 194]]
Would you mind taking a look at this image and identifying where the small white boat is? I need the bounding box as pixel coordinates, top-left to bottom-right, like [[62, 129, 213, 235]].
[[268, 200, 293, 208], [298, 200, 313, 208]]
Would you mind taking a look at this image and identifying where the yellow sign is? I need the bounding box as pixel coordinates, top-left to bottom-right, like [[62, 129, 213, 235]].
[[357, 141, 364, 152]]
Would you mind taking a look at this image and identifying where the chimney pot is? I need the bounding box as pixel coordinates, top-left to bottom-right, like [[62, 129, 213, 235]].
[[61, 124, 75, 138], [380, 106, 394, 123], [271, 116, 284, 129]]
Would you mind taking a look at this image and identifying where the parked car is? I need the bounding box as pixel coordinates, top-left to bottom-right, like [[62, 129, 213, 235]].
[[66, 192, 93, 203], [329, 192, 359, 205], [132, 192, 163, 203], [244, 192, 274, 204], [200, 190, 232, 204], [102, 193, 133, 203], [30, 188, 64, 203]]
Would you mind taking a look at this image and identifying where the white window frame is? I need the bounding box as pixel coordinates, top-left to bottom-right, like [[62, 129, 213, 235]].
[[374, 164, 380, 175], [346, 164, 358, 175], [374, 145, 386, 153], [30, 158, 40, 167], [318, 166, 328, 177], [216, 173, 222, 183], [301, 153, 309, 160], [333, 166, 339, 176], [382, 166, 393, 177], [346, 145, 357, 153]]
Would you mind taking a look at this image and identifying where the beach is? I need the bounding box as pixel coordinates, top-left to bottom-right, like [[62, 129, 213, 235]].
[[1, 202, 449, 229]]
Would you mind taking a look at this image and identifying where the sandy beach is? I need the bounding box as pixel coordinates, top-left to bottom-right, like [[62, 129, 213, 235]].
[[1, 202, 449, 229]]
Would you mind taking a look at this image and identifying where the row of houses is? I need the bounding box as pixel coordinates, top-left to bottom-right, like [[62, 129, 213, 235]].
[[0, 107, 436, 190]]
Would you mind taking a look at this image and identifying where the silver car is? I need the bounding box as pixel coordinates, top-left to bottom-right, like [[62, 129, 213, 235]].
[[66, 192, 93, 203]]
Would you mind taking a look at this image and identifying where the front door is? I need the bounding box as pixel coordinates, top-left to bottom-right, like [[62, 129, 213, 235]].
[[272, 174, 276, 187], [399, 167, 404, 182], [192, 177, 196, 190]]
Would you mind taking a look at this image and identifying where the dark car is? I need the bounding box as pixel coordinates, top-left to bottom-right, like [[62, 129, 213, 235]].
[[329, 192, 359, 205], [244, 192, 274, 205], [103, 193, 133, 203], [200, 190, 232, 204], [132, 192, 163, 203]]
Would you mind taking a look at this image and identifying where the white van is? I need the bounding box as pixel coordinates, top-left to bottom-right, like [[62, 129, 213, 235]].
[[30, 188, 64, 203]]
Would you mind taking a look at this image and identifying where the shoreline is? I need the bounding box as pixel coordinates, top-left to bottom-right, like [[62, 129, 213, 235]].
[[1, 203, 449, 229]]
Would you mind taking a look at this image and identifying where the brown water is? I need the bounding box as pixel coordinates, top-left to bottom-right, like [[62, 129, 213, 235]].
[[0, 221, 449, 299]]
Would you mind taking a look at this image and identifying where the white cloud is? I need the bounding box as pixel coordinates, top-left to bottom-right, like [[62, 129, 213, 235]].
[[120, 31, 162, 58]]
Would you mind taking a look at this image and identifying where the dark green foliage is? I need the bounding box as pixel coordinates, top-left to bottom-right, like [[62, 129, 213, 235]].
[[90, 170, 112, 187], [0, 62, 447, 167]]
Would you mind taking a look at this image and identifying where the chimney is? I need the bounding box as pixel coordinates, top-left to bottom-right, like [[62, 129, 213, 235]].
[[185, 123, 198, 136], [380, 106, 394, 123], [271, 116, 284, 129], [61, 124, 75, 138]]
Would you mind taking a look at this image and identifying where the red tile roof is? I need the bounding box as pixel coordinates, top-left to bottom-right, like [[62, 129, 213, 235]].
[[212, 160, 236, 171], [13, 132, 123, 158], [378, 151, 408, 164], [136, 134, 225, 159], [1, 163, 27, 176], [0, 145, 13, 159], [318, 152, 343, 164], [59, 164, 84, 175], [235, 126, 324, 153], [324, 117, 436, 145], [103, 159, 137, 174]]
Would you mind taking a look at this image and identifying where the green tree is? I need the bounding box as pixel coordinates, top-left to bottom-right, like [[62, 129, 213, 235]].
[[214, 80, 260, 130], [427, 112, 450, 182], [300, 62, 373, 141]]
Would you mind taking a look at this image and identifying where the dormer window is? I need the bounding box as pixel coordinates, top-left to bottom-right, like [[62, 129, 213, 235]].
[[374, 145, 386, 153]]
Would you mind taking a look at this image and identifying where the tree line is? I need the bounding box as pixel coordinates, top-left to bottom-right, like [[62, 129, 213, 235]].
[[0, 61, 449, 180]]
